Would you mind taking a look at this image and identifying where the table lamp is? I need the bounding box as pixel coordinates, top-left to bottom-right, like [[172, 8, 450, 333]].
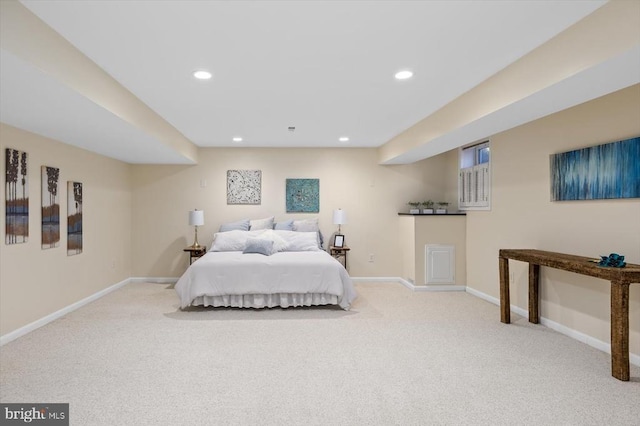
[[188, 209, 204, 249], [333, 208, 347, 234]]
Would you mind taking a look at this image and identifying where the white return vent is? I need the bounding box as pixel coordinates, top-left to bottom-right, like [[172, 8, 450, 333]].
[[425, 245, 455, 284]]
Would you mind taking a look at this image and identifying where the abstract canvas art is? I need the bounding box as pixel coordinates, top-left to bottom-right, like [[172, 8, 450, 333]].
[[67, 181, 83, 255], [550, 137, 640, 201], [5, 148, 28, 244], [286, 178, 319, 213], [42, 165, 60, 249], [227, 170, 261, 204]]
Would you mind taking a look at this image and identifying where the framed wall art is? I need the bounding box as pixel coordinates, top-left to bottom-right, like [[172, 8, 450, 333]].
[[286, 178, 319, 213], [42, 165, 60, 249], [550, 136, 639, 201], [227, 170, 261, 205], [67, 181, 83, 255], [5, 148, 29, 244]]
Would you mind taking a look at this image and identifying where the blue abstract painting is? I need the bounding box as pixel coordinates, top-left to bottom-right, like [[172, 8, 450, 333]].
[[286, 179, 319, 213], [550, 137, 640, 201]]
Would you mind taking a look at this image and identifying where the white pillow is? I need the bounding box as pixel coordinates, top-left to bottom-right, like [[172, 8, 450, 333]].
[[273, 230, 320, 252], [254, 229, 289, 252], [292, 218, 319, 232], [250, 216, 275, 230], [211, 230, 264, 251]]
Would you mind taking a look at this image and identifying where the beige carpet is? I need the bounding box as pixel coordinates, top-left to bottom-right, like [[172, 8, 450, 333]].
[[1, 282, 639, 425]]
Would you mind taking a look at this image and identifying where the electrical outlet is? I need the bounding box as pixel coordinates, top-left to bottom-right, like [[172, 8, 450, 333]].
[[509, 272, 515, 282], [111, 259, 117, 270], [368, 254, 375, 262]]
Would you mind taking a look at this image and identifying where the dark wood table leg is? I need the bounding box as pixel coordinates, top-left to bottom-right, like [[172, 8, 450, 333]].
[[529, 264, 540, 324], [610, 281, 630, 381], [499, 256, 510, 324]]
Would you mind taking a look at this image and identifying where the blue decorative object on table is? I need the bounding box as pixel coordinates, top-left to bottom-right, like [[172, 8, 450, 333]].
[[598, 253, 626, 268]]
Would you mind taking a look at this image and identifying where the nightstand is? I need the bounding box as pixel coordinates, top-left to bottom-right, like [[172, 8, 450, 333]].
[[184, 246, 207, 264], [330, 245, 350, 270]]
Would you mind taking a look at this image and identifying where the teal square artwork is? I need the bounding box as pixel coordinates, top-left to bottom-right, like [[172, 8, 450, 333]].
[[286, 179, 319, 213]]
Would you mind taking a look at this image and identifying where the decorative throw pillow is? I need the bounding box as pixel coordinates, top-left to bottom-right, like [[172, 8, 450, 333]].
[[250, 216, 275, 230], [243, 238, 274, 256], [219, 219, 250, 232]]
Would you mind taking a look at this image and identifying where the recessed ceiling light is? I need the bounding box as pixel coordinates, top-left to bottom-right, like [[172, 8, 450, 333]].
[[193, 70, 212, 80], [232, 137, 243, 142], [339, 137, 349, 142], [394, 70, 413, 80]]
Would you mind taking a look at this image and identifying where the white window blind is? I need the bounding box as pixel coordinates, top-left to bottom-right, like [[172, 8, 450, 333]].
[[459, 142, 490, 210]]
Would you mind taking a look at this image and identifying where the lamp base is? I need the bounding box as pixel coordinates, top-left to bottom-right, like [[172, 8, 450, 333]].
[[189, 226, 201, 250]]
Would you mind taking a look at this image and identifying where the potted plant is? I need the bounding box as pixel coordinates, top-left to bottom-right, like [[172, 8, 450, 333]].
[[421, 200, 434, 214], [407, 201, 421, 214], [436, 201, 449, 214]]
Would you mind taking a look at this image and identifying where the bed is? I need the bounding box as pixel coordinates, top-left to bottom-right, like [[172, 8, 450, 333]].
[[174, 229, 357, 310]]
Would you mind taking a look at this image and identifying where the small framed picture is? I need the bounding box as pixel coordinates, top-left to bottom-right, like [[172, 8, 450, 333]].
[[334, 234, 345, 248]]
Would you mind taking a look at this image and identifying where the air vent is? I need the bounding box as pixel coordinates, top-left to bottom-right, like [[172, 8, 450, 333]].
[[288, 126, 295, 132]]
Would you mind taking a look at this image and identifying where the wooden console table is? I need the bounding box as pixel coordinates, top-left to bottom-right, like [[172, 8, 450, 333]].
[[499, 249, 640, 381]]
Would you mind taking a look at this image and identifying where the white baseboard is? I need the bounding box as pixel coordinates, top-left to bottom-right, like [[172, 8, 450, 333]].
[[129, 277, 178, 284], [415, 285, 467, 292], [0, 278, 130, 346], [465, 286, 640, 368]]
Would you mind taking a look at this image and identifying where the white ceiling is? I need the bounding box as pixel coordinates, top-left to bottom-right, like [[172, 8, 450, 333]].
[[2, 0, 633, 164]]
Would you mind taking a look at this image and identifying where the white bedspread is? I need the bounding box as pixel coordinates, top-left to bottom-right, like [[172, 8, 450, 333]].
[[174, 250, 357, 310]]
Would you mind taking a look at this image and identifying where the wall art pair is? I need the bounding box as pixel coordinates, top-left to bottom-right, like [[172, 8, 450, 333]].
[[226, 169, 319, 213]]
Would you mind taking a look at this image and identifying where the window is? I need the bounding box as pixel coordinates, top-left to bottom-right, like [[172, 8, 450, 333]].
[[459, 141, 490, 210]]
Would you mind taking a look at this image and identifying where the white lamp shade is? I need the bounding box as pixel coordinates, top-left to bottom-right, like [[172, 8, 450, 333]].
[[189, 210, 204, 226], [332, 209, 347, 225]]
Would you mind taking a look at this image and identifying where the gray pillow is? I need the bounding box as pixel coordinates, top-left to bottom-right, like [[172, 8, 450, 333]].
[[219, 219, 250, 232], [243, 238, 274, 256], [273, 220, 294, 231], [250, 216, 274, 230]]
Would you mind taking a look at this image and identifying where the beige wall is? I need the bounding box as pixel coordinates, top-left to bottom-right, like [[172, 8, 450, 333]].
[[131, 148, 450, 278], [465, 85, 640, 357], [0, 124, 132, 335]]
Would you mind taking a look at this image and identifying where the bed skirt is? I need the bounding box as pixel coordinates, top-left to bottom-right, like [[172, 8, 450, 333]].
[[191, 293, 340, 309]]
